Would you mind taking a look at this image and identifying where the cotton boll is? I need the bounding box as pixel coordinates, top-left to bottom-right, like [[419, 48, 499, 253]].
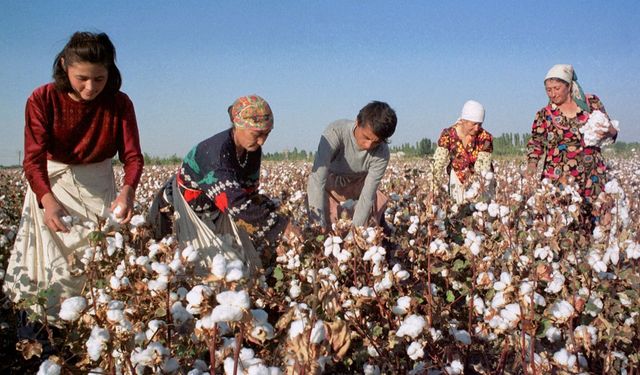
[[553, 348, 577, 371], [445, 359, 464, 375], [181, 245, 199, 263], [544, 325, 562, 342], [407, 341, 424, 360], [358, 286, 376, 298], [500, 303, 521, 326], [106, 300, 125, 323], [625, 240, 640, 259], [491, 292, 507, 309], [37, 359, 61, 375], [363, 363, 381, 375], [323, 236, 343, 257], [162, 358, 180, 373], [151, 262, 171, 276], [451, 327, 471, 345], [488, 203, 500, 217], [148, 278, 168, 293], [171, 302, 193, 324], [225, 268, 244, 282], [186, 285, 212, 307], [129, 215, 146, 227], [374, 272, 394, 292], [475, 202, 488, 212], [396, 314, 426, 339], [146, 320, 166, 341], [309, 320, 326, 344], [574, 325, 598, 347], [545, 272, 565, 294], [211, 254, 227, 277], [551, 300, 575, 323], [211, 305, 244, 322], [603, 244, 620, 266], [59, 296, 87, 321], [393, 296, 412, 316], [216, 290, 250, 309], [288, 319, 306, 339], [86, 326, 110, 361], [493, 271, 512, 291], [472, 295, 485, 315], [37, 359, 62, 375], [289, 279, 302, 299]]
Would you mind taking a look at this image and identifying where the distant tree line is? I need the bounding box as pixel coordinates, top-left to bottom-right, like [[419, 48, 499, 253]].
[[263, 148, 314, 161], [135, 138, 640, 165], [143, 153, 183, 165]]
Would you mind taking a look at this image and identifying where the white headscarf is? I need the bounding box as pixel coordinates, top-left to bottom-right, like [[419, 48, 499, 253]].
[[459, 100, 485, 123], [544, 64, 589, 113]]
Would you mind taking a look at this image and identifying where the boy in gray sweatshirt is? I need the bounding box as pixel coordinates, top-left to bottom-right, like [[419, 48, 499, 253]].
[[307, 101, 397, 231]]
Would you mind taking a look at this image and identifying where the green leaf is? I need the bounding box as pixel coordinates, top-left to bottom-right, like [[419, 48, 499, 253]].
[[446, 290, 455, 303], [372, 325, 384, 337], [452, 259, 468, 272], [88, 230, 106, 243], [536, 319, 552, 338], [273, 266, 284, 281], [155, 307, 167, 318]]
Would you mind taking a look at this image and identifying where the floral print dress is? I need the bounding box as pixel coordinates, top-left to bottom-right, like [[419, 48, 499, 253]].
[[526, 95, 611, 204], [434, 126, 494, 184]]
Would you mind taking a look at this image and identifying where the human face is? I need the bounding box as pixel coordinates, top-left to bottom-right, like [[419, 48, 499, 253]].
[[545, 79, 571, 106], [459, 119, 483, 137], [354, 122, 382, 151], [64, 60, 109, 102], [234, 127, 272, 152]]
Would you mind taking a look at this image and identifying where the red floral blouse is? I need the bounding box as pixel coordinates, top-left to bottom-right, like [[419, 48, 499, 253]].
[[437, 126, 493, 184]]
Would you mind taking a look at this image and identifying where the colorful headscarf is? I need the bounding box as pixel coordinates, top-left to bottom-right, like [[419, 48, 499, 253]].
[[230, 95, 274, 130], [544, 64, 589, 113]]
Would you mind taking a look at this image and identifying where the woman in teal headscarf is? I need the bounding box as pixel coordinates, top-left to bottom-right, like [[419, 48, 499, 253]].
[[525, 64, 618, 225]]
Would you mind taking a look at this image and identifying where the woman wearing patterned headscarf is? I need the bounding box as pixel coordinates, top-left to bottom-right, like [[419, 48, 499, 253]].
[[432, 100, 494, 204], [148, 95, 289, 271], [526, 64, 618, 226]]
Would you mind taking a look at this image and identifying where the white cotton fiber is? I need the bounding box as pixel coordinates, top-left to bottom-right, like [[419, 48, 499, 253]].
[[580, 110, 619, 147]]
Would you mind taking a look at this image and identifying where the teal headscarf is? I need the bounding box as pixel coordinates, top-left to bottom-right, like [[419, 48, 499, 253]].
[[544, 64, 589, 113]]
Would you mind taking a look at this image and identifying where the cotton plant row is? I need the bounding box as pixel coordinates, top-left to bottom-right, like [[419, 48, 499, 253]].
[[40, 215, 290, 375], [0, 155, 638, 373], [0, 170, 24, 274]]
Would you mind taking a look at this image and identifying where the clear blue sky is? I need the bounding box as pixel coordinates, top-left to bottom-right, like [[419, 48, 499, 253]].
[[1, 1, 639, 166]]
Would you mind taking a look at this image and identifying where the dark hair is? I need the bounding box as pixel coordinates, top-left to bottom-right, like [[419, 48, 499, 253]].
[[356, 101, 397, 142], [53, 32, 122, 95]]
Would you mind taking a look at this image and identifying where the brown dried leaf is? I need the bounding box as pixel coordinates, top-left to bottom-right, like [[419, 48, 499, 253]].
[[326, 319, 351, 360], [16, 339, 43, 360], [275, 308, 296, 331]]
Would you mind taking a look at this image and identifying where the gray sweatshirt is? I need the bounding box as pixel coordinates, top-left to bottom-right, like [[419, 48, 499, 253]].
[[307, 119, 390, 227]]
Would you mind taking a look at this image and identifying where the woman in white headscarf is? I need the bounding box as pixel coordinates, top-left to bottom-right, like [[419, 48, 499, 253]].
[[525, 64, 618, 225], [433, 100, 494, 203]]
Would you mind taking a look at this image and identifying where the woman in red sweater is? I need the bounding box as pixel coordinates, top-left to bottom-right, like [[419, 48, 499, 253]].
[[3, 32, 144, 322]]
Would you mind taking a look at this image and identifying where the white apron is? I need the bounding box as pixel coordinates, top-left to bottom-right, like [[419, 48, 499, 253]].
[[169, 177, 262, 275], [3, 159, 116, 321]]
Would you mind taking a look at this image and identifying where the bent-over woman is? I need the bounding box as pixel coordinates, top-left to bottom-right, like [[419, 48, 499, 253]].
[[148, 95, 288, 272]]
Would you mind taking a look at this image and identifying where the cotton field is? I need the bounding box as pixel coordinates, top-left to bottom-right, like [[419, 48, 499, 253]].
[[1, 154, 639, 374]]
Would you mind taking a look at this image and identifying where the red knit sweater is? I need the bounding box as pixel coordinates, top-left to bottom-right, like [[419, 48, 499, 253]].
[[23, 83, 144, 203]]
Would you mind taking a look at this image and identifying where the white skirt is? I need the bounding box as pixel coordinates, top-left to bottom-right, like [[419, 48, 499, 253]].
[[3, 159, 116, 321], [169, 176, 261, 275]]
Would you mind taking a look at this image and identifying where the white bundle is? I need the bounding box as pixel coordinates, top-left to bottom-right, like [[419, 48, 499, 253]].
[[580, 110, 619, 147]]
